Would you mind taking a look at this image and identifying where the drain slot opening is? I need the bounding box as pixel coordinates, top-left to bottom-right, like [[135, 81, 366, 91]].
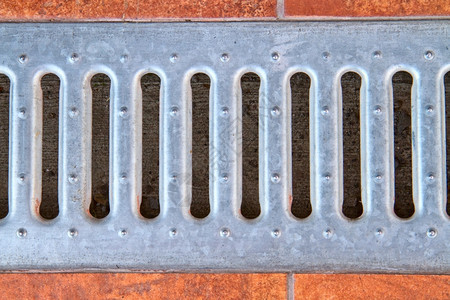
[[241, 73, 261, 219], [190, 73, 211, 219], [290, 72, 312, 219], [140, 73, 161, 219], [393, 71, 415, 218], [39, 73, 60, 220], [89, 74, 111, 219], [445, 72, 450, 216], [341, 72, 363, 219], [0, 74, 9, 219]]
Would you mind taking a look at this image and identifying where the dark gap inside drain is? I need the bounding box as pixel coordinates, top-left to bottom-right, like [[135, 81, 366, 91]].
[[290, 72, 312, 219], [190, 73, 211, 218], [0, 74, 9, 219], [241, 73, 261, 219], [90, 74, 111, 219], [342, 72, 363, 219], [40, 73, 60, 220], [140, 73, 161, 219], [393, 71, 415, 218], [445, 72, 450, 216]]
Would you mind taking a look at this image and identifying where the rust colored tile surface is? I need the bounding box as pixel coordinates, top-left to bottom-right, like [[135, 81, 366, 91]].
[[0, 273, 287, 299], [285, 0, 450, 17], [295, 274, 450, 300], [0, 0, 276, 20]]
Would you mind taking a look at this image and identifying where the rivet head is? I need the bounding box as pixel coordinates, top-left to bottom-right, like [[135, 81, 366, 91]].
[[18, 173, 26, 183], [69, 107, 79, 118], [427, 173, 435, 182], [170, 53, 178, 63], [322, 52, 330, 61], [220, 53, 230, 62], [324, 174, 331, 181], [375, 228, 384, 237], [68, 174, 78, 184], [120, 173, 128, 184], [18, 107, 27, 119], [427, 228, 437, 238], [321, 106, 329, 116], [424, 50, 434, 60], [170, 174, 178, 183], [18, 54, 28, 64], [372, 51, 382, 59], [169, 228, 177, 237], [120, 54, 128, 63], [271, 106, 280, 116], [271, 52, 280, 61], [220, 174, 229, 183], [221, 107, 229, 116], [271, 173, 280, 183], [271, 229, 281, 238], [70, 53, 79, 62], [119, 106, 128, 117], [170, 106, 179, 116], [17, 228, 27, 238], [375, 174, 382, 182], [374, 106, 382, 115], [323, 228, 333, 239], [119, 229, 128, 237], [68, 228, 78, 238], [220, 228, 230, 237], [426, 105, 434, 114]]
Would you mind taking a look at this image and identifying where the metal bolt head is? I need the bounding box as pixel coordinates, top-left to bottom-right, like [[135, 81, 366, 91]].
[[17, 228, 27, 238], [221, 107, 229, 116], [321, 106, 329, 116], [69, 107, 79, 118], [18, 54, 28, 64], [375, 228, 384, 237], [170, 53, 178, 63], [169, 228, 177, 237], [373, 106, 382, 115], [18, 107, 27, 119], [271, 173, 280, 183], [271, 229, 281, 238], [220, 53, 230, 62], [271, 52, 280, 61], [170, 106, 179, 116], [426, 105, 434, 114], [119, 106, 128, 118], [322, 52, 330, 61], [68, 174, 78, 184], [220, 174, 229, 183], [271, 106, 280, 116], [119, 229, 128, 237], [220, 228, 230, 237], [427, 228, 437, 238], [70, 53, 80, 62], [372, 51, 382, 59], [120, 54, 128, 63], [68, 228, 78, 238], [424, 50, 434, 60], [323, 228, 333, 239]]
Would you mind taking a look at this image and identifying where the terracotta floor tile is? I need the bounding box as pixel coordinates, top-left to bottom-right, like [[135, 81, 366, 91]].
[[285, 0, 450, 17], [294, 274, 450, 300], [0, 273, 287, 299], [0, 0, 276, 20]]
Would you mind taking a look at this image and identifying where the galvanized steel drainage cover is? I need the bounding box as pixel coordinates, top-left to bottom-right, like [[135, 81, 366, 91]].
[[0, 21, 449, 273]]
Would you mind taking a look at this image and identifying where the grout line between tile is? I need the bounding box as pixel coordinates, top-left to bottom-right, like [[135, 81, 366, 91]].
[[277, 0, 285, 19], [287, 272, 294, 300]]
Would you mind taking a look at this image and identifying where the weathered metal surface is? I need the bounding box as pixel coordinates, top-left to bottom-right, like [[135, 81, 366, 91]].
[[0, 22, 448, 272]]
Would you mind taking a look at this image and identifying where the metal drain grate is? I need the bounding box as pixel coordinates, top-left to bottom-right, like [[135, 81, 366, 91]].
[[0, 21, 448, 273]]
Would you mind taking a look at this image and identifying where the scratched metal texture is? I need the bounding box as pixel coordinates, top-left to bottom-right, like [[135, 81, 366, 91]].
[[0, 22, 448, 273]]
